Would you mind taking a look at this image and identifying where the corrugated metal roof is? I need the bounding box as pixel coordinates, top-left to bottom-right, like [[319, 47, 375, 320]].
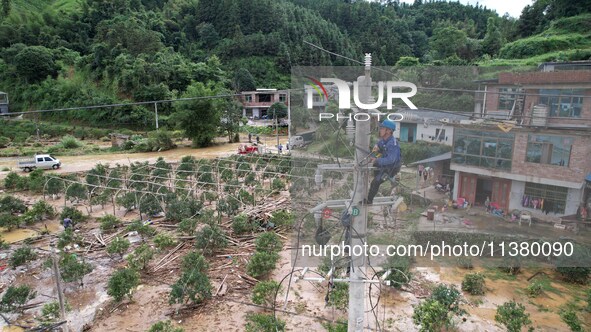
[[397, 108, 469, 123], [410, 151, 452, 165]]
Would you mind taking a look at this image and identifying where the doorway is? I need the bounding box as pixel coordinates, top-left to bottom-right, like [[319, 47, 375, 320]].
[[476, 178, 492, 206], [399, 123, 416, 143]]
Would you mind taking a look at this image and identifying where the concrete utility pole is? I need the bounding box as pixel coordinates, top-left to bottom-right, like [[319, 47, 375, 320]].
[[287, 90, 291, 151], [306, 54, 402, 331], [51, 245, 69, 332], [348, 53, 373, 332], [154, 102, 159, 130], [275, 110, 279, 150]]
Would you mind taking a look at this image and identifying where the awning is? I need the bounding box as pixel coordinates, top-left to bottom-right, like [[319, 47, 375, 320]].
[[410, 152, 452, 165]]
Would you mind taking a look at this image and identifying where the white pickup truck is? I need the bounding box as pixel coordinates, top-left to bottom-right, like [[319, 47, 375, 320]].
[[18, 154, 61, 172], [289, 136, 306, 148]]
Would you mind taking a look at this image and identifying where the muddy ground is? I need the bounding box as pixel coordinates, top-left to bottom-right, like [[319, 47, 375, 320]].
[[2, 198, 589, 331], [1, 147, 590, 331]]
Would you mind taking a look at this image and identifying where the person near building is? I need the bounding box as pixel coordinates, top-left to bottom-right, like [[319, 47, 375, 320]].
[[248, 132, 252, 143], [363, 120, 402, 205], [423, 166, 430, 182]]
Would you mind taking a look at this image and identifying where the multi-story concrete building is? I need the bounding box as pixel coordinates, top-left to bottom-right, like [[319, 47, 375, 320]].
[[451, 62, 591, 220], [241, 89, 288, 119]]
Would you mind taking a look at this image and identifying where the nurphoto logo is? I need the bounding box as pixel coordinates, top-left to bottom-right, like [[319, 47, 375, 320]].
[[305, 77, 418, 110]]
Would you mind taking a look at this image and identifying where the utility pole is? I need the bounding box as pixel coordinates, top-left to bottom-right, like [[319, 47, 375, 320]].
[[304, 54, 402, 331], [287, 90, 291, 151], [35, 114, 40, 142], [50, 245, 69, 332], [348, 53, 372, 332], [275, 110, 279, 150], [154, 102, 159, 130]]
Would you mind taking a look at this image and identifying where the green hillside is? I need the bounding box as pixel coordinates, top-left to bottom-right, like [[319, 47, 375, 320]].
[[479, 14, 591, 66], [0, 0, 588, 142]]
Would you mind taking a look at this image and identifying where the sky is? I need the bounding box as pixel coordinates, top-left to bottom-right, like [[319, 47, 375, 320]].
[[398, 0, 534, 18]]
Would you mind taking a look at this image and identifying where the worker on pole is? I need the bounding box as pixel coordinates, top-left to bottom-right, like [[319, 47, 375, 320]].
[[363, 119, 402, 205]]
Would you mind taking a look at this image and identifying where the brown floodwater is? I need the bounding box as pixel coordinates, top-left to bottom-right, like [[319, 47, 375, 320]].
[[1, 219, 61, 243], [438, 265, 575, 330]]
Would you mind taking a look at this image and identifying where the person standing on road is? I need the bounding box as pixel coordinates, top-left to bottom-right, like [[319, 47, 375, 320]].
[[248, 132, 252, 143], [364, 120, 402, 205]]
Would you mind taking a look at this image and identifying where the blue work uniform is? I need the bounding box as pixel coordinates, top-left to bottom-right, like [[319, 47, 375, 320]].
[[367, 135, 402, 203]]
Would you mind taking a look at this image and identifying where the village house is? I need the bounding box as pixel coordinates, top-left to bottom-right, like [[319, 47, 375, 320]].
[[450, 61, 591, 221], [240, 89, 289, 119], [394, 109, 466, 146]]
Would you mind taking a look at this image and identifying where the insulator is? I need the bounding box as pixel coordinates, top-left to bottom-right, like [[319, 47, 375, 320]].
[[315, 169, 323, 186], [346, 119, 355, 142], [364, 53, 372, 68], [314, 210, 322, 227]]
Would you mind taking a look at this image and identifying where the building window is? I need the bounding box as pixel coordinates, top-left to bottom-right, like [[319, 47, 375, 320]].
[[523, 182, 567, 214], [279, 94, 287, 102], [452, 129, 514, 170], [435, 129, 446, 142], [498, 87, 521, 111], [258, 94, 272, 103], [539, 89, 583, 118], [526, 135, 572, 167], [245, 95, 252, 102]]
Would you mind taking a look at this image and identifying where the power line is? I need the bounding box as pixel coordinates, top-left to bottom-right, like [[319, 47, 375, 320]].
[[1, 93, 239, 116], [301, 41, 591, 130], [304, 40, 591, 99], [303, 41, 400, 79], [0, 87, 307, 117]]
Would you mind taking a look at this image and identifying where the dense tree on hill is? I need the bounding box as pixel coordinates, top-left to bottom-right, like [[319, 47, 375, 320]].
[[172, 80, 226, 147], [516, 1, 550, 37], [233, 68, 257, 92], [1, 0, 10, 17], [516, 0, 591, 37], [0, 0, 582, 135], [13, 46, 59, 83], [544, 0, 591, 20], [429, 25, 468, 60]]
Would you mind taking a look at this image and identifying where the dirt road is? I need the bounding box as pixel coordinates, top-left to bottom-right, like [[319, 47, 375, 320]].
[[0, 143, 244, 178]]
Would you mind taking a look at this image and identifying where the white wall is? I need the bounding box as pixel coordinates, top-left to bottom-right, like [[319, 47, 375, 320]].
[[453, 171, 460, 200], [416, 124, 454, 146], [243, 108, 262, 118], [509, 181, 525, 212], [393, 123, 454, 146]]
